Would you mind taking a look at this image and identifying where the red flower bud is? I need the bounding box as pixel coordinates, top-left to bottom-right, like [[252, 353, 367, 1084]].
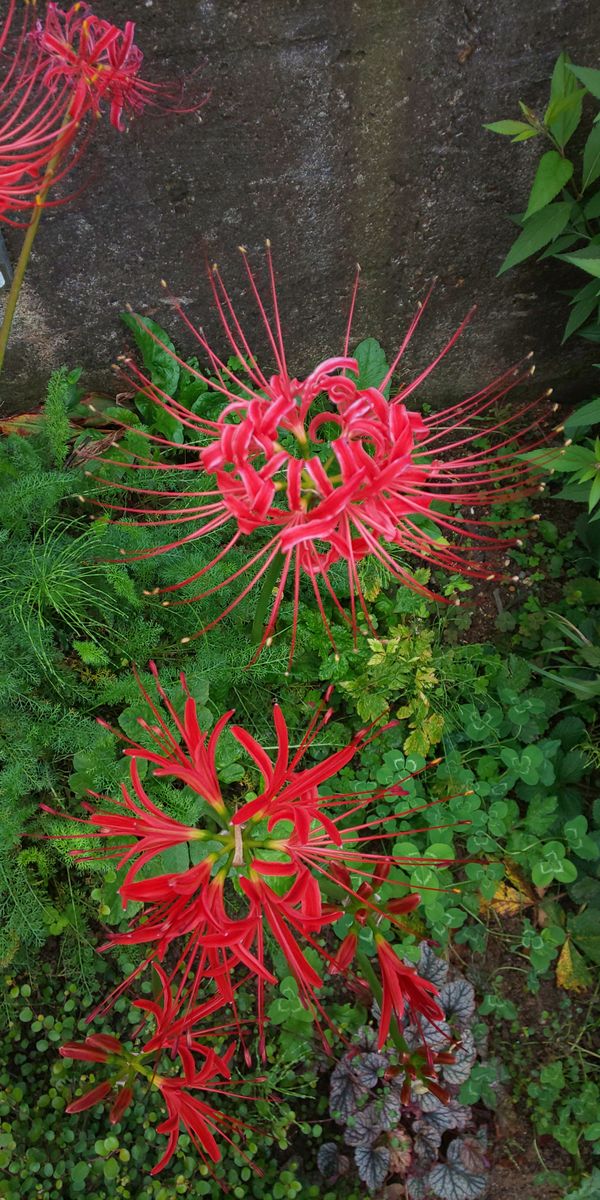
[[66, 1081, 112, 1114], [330, 932, 358, 975], [109, 1085, 134, 1125], [386, 893, 421, 915]]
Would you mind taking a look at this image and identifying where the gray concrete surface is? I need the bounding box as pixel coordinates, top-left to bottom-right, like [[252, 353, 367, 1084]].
[[1, 0, 598, 410]]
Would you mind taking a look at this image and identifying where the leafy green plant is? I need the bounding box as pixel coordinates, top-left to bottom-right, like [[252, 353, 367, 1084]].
[[564, 1169, 600, 1200], [490, 992, 600, 1179], [521, 396, 600, 526], [320, 945, 490, 1198], [486, 53, 600, 342], [528, 612, 600, 699], [1, 961, 335, 1200]]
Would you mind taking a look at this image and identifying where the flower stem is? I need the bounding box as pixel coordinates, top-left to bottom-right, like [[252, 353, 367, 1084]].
[[0, 116, 71, 379], [250, 551, 285, 645]]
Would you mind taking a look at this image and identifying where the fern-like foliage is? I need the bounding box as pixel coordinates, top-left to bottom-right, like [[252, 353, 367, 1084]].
[[42, 367, 74, 468]]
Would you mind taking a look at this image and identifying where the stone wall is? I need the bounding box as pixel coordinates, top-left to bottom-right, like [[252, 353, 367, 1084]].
[[1, 0, 599, 410]]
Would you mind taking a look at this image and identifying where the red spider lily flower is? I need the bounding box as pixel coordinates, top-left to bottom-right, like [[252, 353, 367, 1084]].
[[0, 0, 80, 221], [375, 935, 446, 1050], [60, 968, 258, 1174], [0, 2, 205, 225], [41, 758, 210, 893], [46, 667, 465, 1057], [152, 1081, 220, 1172], [96, 661, 229, 814], [60, 1032, 125, 1062], [60, 1032, 134, 1119], [35, 2, 204, 132], [90, 245, 560, 664]]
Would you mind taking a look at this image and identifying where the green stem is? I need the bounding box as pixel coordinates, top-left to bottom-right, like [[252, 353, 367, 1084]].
[[250, 551, 285, 645], [0, 201, 45, 377], [0, 114, 72, 380]]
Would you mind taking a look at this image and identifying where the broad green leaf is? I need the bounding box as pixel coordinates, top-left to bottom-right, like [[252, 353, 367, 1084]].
[[562, 282, 600, 342], [353, 337, 391, 397], [539, 233, 579, 261], [584, 192, 600, 219], [121, 313, 180, 398], [517, 445, 586, 471], [550, 445, 597, 471], [544, 91, 586, 130], [589, 472, 600, 512], [564, 395, 600, 431], [483, 119, 535, 138], [509, 128, 538, 142], [121, 313, 182, 442], [524, 151, 574, 219], [580, 324, 600, 341], [559, 245, 600, 277], [498, 201, 572, 274], [569, 908, 600, 964], [159, 844, 190, 875], [583, 124, 600, 192], [567, 64, 600, 100], [549, 53, 585, 146]]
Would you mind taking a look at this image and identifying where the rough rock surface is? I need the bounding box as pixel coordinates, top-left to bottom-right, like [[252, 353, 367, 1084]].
[[1, 0, 599, 411]]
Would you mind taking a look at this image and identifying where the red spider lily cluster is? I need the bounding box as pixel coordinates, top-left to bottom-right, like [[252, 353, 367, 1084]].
[[90, 245, 558, 664], [0, 0, 201, 222], [59, 965, 259, 1174], [45, 663, 461, 1172]]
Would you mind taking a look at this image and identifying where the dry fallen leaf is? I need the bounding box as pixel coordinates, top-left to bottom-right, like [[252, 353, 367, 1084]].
[[0, 410, 44, 436], [481, 880, 534, 919], [556, 938, 593, 993]]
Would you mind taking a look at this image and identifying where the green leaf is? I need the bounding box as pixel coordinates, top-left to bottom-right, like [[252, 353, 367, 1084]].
[[584, 192, 600, 219], [511, 128, 539, 143], [539, 233, 580, 260], [544, 92, 586, 137], [565, 395, 600, 431], [558, 245, 600, 277], [484, 120, 536, 139], [567, 64, 600, 100], [524, 151, 574, 220], [121, 313, 182, 442], [121, 313, 180, 398], [569, 908, 600, 964], [555, 445, 597, 471], [518, 444, 594, 472], [159, 844, 190, 875], [498, 202, 573, 274], [583, 125, 600, 192], [70, 1163, 90, 1186], [549, 54, 585, 146], [580, 323, 600, 342], [72, 639, 110, 667], [562, 281, 600, 342], [589, 472, 600, 512], [102, 1157, 119, 1182], [353, 338, 391, 397]]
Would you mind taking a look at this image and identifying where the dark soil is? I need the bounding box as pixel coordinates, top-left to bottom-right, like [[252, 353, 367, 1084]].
[[458, 918, 598, 1200]]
